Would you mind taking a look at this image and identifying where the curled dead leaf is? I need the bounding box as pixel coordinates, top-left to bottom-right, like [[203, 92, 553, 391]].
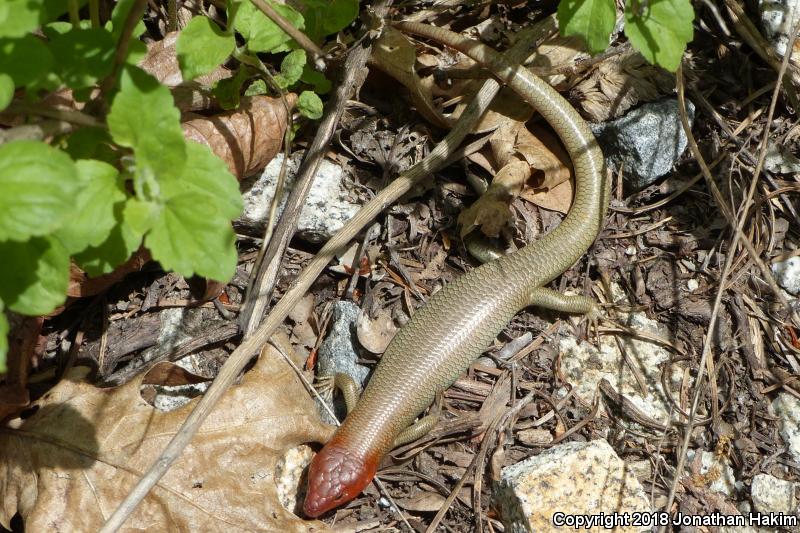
[[182, 94, 295, 179], [0, 343, 333, 531]]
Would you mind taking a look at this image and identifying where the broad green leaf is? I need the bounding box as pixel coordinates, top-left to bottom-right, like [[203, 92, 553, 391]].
[[145, 193, 238, 280], [177, 16, 235, 81], [0, 73, 12, 110], [0, 35, 53, 89], [244, 79, 267, 97], [624, 0, 694, 71], [162, 142, 243, 219], [274, 49, 305, 89], [0, 0, 73, 38], [144, 141, 242, 280], [110, 0, 147, 41], [58, 127, 116, 162], [107, 66, 187, 182], [0, 302, 7, 374], [0, 237, 70, 315], [124, 197, 160, 236], [235, 1, 304, 53], [301, 0, 358, 41], [0, 141, 80, 241], [54, 160, 124, 254], [300, 65, 331, 94], [50, 27, 115, 89], [297, 90, 323, 119], [73, 200, 144, 276], [558, 0, 616, 55], [213, 68, 250, 109]]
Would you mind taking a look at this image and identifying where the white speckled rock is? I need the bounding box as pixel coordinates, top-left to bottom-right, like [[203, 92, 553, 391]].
[[772, 393, 800, 463], [239, 152, 361, 242], [772, 256, 800, 295], [686, 449, 738, 496], [494, 440, 651, 533], [559, 310, 683, 428], [751, 474, 797, 515]]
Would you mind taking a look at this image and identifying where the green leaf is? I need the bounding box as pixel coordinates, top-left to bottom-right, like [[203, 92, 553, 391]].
[[163, 141, 243, 219], [213, 68, 250, 109], [145, 193, 238, 280], [50, 27, 115, 89], [124, 197, 159, 236], [297, 90, 323, 119], [73, 199, 144, 276], [0, 237, 70, 315], [244, 79, 267, 97], [0, 302, 7, 374], [235, 0, 304, 53], [58, 127, 116, 162], [0, 35, 53, 89], [107, 66, 187, 182], [300, 65, 331, 94], [0, 0, 72, 38], [0, 140, 80, 241], [0, 73, 12, 110], [300, 0, 358, 41], [558, 0, 616, 55], [624, 0, 694, 71], [177, 16, 235, 81], [110, 0, 147, 41], [145, 142, 242, 280], [54, 160, 125, 254], [274, 49, 306, 89]]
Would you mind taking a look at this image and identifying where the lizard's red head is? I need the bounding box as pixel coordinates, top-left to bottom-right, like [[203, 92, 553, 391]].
[[303, 440, 378, 517]]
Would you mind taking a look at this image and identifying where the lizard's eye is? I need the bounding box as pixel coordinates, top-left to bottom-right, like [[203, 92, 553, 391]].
[[335, 491, 344, 501]]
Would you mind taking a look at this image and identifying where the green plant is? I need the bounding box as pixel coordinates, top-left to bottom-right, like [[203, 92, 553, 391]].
[[558, 0, 695, 71], [0, 0, 359, 373]]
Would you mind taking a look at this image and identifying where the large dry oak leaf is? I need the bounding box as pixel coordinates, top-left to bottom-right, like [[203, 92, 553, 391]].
[[0, 345, 332, 532]]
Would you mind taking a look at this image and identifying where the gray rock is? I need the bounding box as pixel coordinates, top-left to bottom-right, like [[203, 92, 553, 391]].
[[592, 98, 695, 190], [316, 301, 370, 423], [239, 152, 362, 242]]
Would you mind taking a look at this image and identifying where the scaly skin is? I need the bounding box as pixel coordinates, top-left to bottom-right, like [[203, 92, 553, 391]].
[[304, 22, 609, 518]]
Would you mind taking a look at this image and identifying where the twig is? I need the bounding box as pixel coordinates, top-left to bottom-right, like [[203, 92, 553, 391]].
[[249, 0, 325, 71], [98, 18, 505, 533], [4, 102, 104, 128]]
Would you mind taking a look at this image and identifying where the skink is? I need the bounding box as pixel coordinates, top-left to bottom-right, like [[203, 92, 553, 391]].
[[304, 21, 609, 517]]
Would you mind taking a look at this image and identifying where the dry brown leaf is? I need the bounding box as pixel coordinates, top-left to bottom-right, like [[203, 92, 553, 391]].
[[141, 361, 211, 386], [0, 344, 333, 532], [395, 491, 446, 512], [573, 50, 674, 122], [67, 249, 151, 298], [182, 94, 295, 179], [458, 160, 529, 238], [369, 27, 449, 128], [521, 178, 573, 214], [461, 117, 574, 234], [514, 124, 571, 191], [356, 309, 397, 354]]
